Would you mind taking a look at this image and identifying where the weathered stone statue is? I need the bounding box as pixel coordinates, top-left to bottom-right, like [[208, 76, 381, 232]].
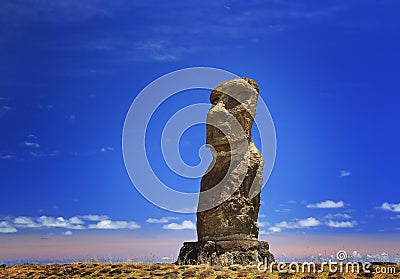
[[176, 78, 274, 266]]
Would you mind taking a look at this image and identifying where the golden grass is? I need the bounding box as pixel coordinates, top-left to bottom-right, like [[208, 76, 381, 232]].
[[0, 262, 398, 279]]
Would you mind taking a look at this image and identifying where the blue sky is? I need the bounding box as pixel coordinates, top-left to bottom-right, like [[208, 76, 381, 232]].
[[0, 0, 400, 261]]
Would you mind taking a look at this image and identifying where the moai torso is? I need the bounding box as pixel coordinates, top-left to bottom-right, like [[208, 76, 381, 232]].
[[197, 78, 264, 241]]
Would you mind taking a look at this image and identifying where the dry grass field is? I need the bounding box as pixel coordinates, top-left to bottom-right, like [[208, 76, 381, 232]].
[[0, 262, 399, 279]]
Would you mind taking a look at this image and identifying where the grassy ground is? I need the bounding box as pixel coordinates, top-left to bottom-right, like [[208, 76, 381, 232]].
[[0, 262, 399, 279]]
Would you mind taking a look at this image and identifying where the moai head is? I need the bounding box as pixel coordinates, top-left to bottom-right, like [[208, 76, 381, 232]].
[[207, 78, 260, 151]]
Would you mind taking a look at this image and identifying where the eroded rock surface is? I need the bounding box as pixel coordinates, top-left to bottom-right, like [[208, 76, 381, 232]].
[[197, 78, 263, 241], [177, 78, 274, 266]]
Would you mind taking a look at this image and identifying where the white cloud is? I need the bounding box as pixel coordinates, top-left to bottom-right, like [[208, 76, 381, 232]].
[[14, 216, 33, 224], [326, 220, 356, 228], [298, 217, 321, 227], [146, 217, 179, 223], [37, 216, 84, 229], [88, 220, 140, 230], [24, 141, 40, 148], [162, 220, 195, 230], [340, 170, 351, 177], [14, 216, 40, 228], [273, 221, 292, 229], [380, 202, 400, 213], [2, 215, 141, 232], [69, 217, 84, 225], [307, 200, 344, 209], [79, 214, 109, 221], [324, 213, 351, 219], [258, 221, 269, 228], [268, 227, 282, 233], [267, 217, 321, 233], [0, 221, 17, 233], [63, 230, 73, 236], [37, 216, 68, 227]]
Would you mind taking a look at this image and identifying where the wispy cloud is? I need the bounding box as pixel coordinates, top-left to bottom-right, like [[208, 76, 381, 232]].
[[261, 227, 281, 234], [24, 141, 40, 148], [0, 1, 122, 23], [134, 40, 196, 62], [63, 230, 73, 236], [275, 208, 291, 213], [340, 170, 352, 177], [29, 150, 59, 157], [307, 200, 344, 209], [146, 217, 179, 224], [0, 105, 14, 118], [100, 146, 114, 153], [0, 154, 15, 160], [22, 135, 59, 158], [135, 41, 167, 51], [380, 202, 400, 213], [0, 1, 347, 65], [162, 220, 195, 230], [76, 3, 345, 63]]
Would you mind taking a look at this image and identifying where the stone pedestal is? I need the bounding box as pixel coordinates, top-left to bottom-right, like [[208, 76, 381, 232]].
[[176, 240, 274, 266]]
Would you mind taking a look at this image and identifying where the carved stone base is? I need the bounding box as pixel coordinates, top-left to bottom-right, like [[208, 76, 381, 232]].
[[176, 240, 274, 266]]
